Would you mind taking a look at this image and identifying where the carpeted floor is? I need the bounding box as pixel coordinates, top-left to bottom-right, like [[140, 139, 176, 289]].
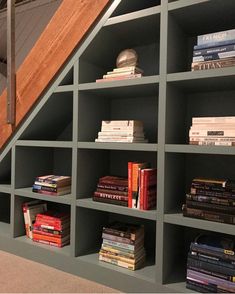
[[0, 250, 121, 293]]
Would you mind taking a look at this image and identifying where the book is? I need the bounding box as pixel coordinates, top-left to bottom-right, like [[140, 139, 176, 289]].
[[97, 183, 128, 192], [101, 232, 144, 246], [94, 191, 128, 201], [190, 140, 235, 146], [186, 194, 235, 206], [101, 120, 143, 127], [93, 196, 128, 206], [99, 254, 145, 270], [26, 202, 47, 239], [95, 138, 147, 143], [98, 176, 128, 186], [194, 39, 235, 50], [139, 168, 157, 210], [129, 162, 149, 208], [189, 129, 235, 137], [192, 116, 235, 124], [96, 188, 128, 196], [192, 50, 235, 62], [32, 188, 71, 196], [191, 177, 235, 190], [191, 57, 235, 71], [182, 204, 235, 224], [99, 251, 145, 266], [103, 68, 142, 78], [197, 29, 235, 46], [35, 175, 71, 186], [33, 232, 70, 244], [33, 238, 70, 248], [32, 184, 71, 193], [36, 211, 70, 222], [101, 245, 145, 259], [102, 222, 144, 241], [186, 199, 235, 214], [193, 43, 235, 57], [190, 136, 235, 142], [96, 73, 142, 82]]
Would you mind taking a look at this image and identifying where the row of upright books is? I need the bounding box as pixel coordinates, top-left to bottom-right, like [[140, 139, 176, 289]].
[[23, 199, 70, 248], [186, 234, 235, 293], [93, 164, 157, 210], [32, 175, 71, 196], [99, 222, 146, 271], [95, 120, 147, 143], [192, 28, 235, 71], [183, 177, 235, 225], [189, 116, 235, 146]]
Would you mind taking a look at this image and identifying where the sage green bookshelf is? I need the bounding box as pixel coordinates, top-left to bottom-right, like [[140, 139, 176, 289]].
[[0, 0, 235, 292]]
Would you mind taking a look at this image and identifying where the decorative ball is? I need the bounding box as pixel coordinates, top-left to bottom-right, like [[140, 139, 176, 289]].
[[116, 49, 138, 68]]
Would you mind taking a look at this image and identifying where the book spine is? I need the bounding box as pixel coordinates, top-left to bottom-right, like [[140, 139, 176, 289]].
[[97, 184, 128, 192], [33, 232, 70, 243], [197, 29, 235, 46], [186, 279, 218, 293], [191, 57, 235, 71], [102, 238, 135, 251], [190, 188, 235, 199], [101, 120, 142, 127], [33, 238, 69, 248], [192, 116, 235, 124], [22, 204, 29, 237], [102, 232, 136, 245], [103, 69, 139, 78], [190, 136, 235, 141], [186, 199, 235, 214], [99, 251, 144, 265], [99, 254, 137, 270], [186, 194, 235, 206], [192, 50, 235, 62], [96, 73, 142, 82], [32, 189, 71, 196], [33, 184, 70, 193], [187, 256, 235, 280], [193, 43, 235, 56], [96, 188, 127, 196], [102, 227, 141, 241], [94, 191, 128, 201], [187, 269, 235, 291], [35, 221, 70, 231], [32, 229, 68, 238], [182, 205, 235, 224], [194, 39, 235, 50], [93, 196, 128, 206], [128, 162, 133, 208], [189, 129, 235, 137], [190, 243, 235, 262], [139, 169, 145, 210]]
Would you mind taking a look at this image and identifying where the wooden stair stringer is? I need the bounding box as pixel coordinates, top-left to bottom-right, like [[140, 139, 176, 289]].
[[0, 0, 111, 152]]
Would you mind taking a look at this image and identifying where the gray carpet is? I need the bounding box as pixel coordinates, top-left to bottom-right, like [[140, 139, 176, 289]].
[[0, 250, 120, 293]]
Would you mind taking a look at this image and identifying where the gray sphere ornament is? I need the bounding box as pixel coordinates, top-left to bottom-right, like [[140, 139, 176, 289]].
[[116, 49, 138, 68]]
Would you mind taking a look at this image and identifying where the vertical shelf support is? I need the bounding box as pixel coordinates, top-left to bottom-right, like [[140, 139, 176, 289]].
[[7, 0, 16, 125]]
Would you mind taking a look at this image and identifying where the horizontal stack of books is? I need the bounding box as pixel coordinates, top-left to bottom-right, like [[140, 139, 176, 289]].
[[189, 116, 235, 146], [32, 175, 71, 196], [183, 177, 235, 225], [96, 66, 143, 82], [95, 120, 147, 143], [22, 200, 47, 239], [128, 162, 157, 210], [99, 222, 146, 271], [32, 211, 70, 247], [93, 176, 128, 206], [192, 28, 235, 71], [186, 234, 235, 293]]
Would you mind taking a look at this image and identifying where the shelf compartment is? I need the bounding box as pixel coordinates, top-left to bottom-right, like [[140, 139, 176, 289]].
[[15, 235, 71, 256], [162, 223, 235, 286], [15, 146, 72, 189], [77, 198, 157, 221], [164, 212, 235, 236], [78, 142, 157, 152], [14, 195, 71, 250], [0, 193, 11, 237], [77, 89, 158, 143], [164, 152, 235, 213], [167, 0, 235, 73], [165, 83, 235, 144], [167, 68, 235, 92], [110, 0, 160, 18], [0, 150, 11, 186], [19, 92, 73, 141], [75, 207, 156, 282], [76, 149, 157, 200], [79, 11, 160, 83]]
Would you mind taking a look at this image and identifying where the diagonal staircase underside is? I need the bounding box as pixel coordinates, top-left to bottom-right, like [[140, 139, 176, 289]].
[[0, 0, 110, 150]]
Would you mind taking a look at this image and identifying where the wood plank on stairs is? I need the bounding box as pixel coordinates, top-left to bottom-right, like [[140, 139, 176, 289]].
[[0, 0, 110, 149]]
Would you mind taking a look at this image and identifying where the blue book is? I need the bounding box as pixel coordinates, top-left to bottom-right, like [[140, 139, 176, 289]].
[[194, 39, 235, 50], [193, 43, 235, 57], [197, 28, 235, 46]]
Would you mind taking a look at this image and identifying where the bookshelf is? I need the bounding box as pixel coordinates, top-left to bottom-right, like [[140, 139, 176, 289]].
[[0, 0, 234, 292]]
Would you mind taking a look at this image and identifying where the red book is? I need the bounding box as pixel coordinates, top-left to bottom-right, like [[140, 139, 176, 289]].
[[128, 162, 134, 208], [140, 168, 157, 210]]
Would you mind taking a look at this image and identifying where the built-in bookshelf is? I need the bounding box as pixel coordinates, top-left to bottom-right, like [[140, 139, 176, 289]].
[[0, 0, 234, 292]]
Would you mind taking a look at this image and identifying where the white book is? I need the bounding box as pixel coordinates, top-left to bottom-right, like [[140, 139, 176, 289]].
[[190, 136, 235, 142], [190, 141, 235, 146], [95, 138, 148, 143], [189, 129, 235, 137], [192, 50, 235, 62], [192, 117, 235, 124], [101, 120, 143, 127], [98, 131, 144, 136], [191, 123, 235, 129], [112, 66, 143, 73]]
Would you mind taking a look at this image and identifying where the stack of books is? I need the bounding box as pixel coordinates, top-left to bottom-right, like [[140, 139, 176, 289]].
[[192, 28, 235, 71], [93, 176, 128, 206], [128, 162, 157, 210], [182, 177, 235, 225], [96, 66, 143, 82], [99, 222, 146, 271], [32, 175, 72, 196], [95, 120, 147, 143], [189, 116, 235, 146], [186, 234, 235, 293], [22, 200, 47, 239], [32, 211, 70, 247]]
